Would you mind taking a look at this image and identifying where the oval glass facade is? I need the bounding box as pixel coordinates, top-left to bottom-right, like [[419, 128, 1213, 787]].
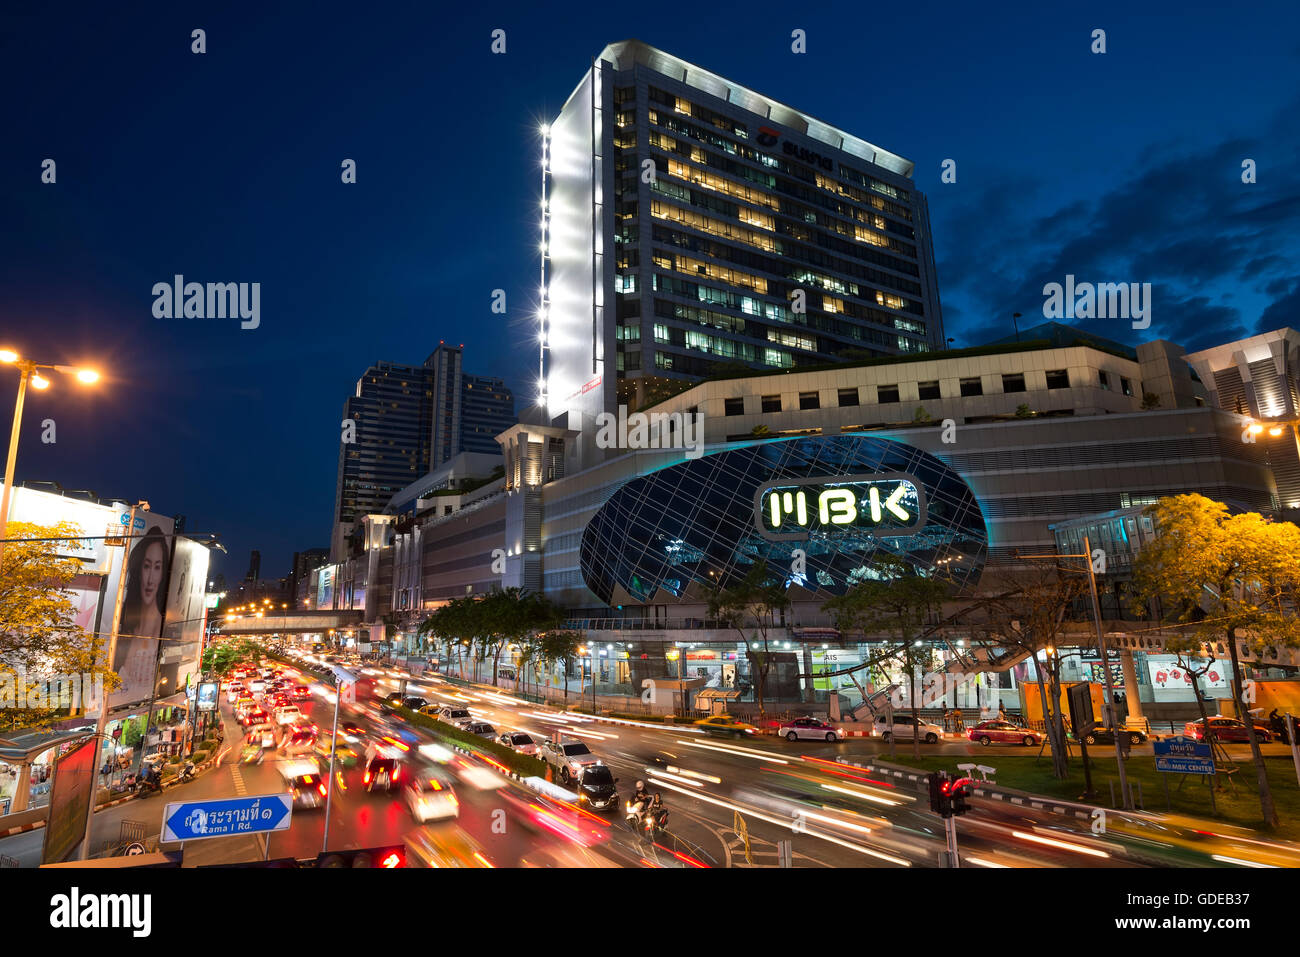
[[579, 435, 987, 603]]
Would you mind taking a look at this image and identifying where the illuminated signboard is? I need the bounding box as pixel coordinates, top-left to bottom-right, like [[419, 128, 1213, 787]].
[[753, 473, 926, 541]]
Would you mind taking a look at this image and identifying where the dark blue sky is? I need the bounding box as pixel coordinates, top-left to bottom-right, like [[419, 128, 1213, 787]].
[[2, 2, 1298, 581]]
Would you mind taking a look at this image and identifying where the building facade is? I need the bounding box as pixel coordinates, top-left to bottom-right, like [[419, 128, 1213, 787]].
[[541, 39, 946, 470]]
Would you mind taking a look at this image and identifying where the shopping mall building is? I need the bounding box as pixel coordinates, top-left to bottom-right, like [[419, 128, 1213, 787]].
[[290, 41, 1300, 725], [298, 323, 1300, 725]]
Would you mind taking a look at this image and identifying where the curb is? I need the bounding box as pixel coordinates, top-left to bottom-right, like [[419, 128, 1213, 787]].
[[856, 757, 1104, 821]]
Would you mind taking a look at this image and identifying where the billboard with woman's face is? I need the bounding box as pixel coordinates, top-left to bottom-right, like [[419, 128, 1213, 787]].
[[103, 514, 175, 708], [155, 537, 211, 703]]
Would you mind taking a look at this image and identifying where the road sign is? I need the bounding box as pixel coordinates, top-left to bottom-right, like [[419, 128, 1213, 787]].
[[1154, 735, 1215, 774], [124, 843, 145, 856], [161, 794, 293, 843]]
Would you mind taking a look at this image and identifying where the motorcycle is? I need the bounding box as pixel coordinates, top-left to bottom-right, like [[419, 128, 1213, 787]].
[[176, 762, 196, 784], [625, 794, 668, 840], [136, 772, 163, 798]]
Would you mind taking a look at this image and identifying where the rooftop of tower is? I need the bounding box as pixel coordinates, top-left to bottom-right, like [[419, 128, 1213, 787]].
[[566, 39, 914, 179]]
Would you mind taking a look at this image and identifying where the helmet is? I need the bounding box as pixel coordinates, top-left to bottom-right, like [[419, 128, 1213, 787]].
[[635, 780, 646, 792]]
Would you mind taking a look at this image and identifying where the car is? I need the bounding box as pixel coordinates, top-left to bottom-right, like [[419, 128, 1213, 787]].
[[274, 705, 303, 725], [247, 679, 266, 695], [338, 721, 366, 743], [233, 696, 256, 716], [385, 691, 405, 704], [969, 720, 1043, 747], [403, 825, 491, 868], [363, 742, 406, 793], [1078, 725, 1148, 746], [1184, 717, 1269, 744], [540, 739, 602, 784], [269, 693, 292, 710], [314, 737, 360, 768], [282, 725, 318, 754], [875, 714, 944, 744], [278, 759, 327, 809], [695, 714, 758, 737], [779, 716, 845, 742], [402, 696, 429, 710], [498, 731, 541, 755], [225, 682, 245, 703], [439, 707, 474, 729], [286, 772, 327, 809], [292, 685, 312, 701], [403, 774, 459, 823], [573, 764, 619, 811], [465, 721, 496, 739], [240, 708, 270, 728], [246, 722, 279, 749]]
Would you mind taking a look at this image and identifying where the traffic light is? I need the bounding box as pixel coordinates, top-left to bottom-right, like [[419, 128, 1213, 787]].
[[949, 776, 974, 817], [928, 771, 951, 817], [315, 845, 406, 868]]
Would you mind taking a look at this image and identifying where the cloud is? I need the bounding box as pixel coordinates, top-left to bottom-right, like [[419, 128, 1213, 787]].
[[934, 98, 1300, 351]]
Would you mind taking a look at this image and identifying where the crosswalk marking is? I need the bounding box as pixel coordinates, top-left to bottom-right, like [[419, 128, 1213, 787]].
[[230, 766, 247, 796]]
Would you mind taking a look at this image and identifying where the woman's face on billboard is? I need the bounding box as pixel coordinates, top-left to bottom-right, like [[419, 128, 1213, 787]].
[[140, 542, 166, 605]]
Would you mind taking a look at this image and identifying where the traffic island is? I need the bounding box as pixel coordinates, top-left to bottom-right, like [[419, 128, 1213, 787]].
[[859, 753, 1300, 841]]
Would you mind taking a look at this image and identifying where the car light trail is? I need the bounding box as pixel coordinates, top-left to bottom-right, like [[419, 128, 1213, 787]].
[[644, 768, 706, 788], [964, 856, 1009, 868], [1011, 830, 1110, 858], [674, 739, 788, 763], [646, 776, 910, 866], [1210, 855, 1274, 868], [664, 766, 721, 784], [820, 782, 905, 808]]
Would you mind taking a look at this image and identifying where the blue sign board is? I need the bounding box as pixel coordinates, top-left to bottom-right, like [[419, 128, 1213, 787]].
[[161, 794, 292, 843], [1153, 735, 1215, 775]]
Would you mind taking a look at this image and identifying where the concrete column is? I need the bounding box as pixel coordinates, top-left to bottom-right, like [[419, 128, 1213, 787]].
[[11, 761, 31, 813], [1120, 649, 1143, 720]]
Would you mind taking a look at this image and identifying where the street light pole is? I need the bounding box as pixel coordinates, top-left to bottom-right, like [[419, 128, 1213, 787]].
[[0, 362, 32, 571], [0, 353, 101, 570], [1083, 534, 1132, 810]]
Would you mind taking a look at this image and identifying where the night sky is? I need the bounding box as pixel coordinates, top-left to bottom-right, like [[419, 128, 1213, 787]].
[[2, 2, 1298, 582]]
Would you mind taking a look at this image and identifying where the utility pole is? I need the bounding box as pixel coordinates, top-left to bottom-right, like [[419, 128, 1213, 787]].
[[78, 501, 142, 860]]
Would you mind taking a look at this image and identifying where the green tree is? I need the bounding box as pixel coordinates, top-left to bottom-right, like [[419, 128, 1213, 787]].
[[534, 629, 582, 704], [913, 406, 932, 424], [1132, 494, 1300, 829], [823, 555, 948, 759], [1, 521, 121, 732], [1014, 403, 1034, 418], [708, 561, 791, 719]]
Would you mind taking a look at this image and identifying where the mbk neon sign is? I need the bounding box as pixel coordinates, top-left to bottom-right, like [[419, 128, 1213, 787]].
[[754, 472, 926, 541]]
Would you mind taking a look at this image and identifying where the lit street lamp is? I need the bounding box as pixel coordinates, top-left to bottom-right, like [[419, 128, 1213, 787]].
[[0, 350, 101, 568]]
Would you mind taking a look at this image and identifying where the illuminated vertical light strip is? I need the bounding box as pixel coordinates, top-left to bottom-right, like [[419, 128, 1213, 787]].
[[539, 121, 552, 412]]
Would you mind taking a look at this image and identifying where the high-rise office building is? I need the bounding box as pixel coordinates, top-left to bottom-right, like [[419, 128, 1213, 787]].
[[331, 360, 433, 559], [331, 350, 515, 559], [425, 343, 516, 467], [540, 40, 945, 459]]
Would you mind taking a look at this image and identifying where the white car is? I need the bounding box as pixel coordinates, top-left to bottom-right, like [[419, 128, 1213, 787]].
[[403, 775, 459, 823], [439, 707, 474, 729], [248, 679, 266, 695], [874, 713, 944, 744], [498, 731, 541, 755], [225, 682, 245, 703], [274, 705, 302, 725], [779, 717, 846, 742], [540, 739, 602, 784]]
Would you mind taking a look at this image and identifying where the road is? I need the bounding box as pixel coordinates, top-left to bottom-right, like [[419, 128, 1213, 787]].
[[5, 656, 1298, 868]]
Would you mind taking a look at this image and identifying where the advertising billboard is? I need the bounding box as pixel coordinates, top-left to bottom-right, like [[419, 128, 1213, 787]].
[[100, 511, 176, 709], [155, 537, 211, 704], [1147, 658, 1228, 691], [40, 735, 97, 864]]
